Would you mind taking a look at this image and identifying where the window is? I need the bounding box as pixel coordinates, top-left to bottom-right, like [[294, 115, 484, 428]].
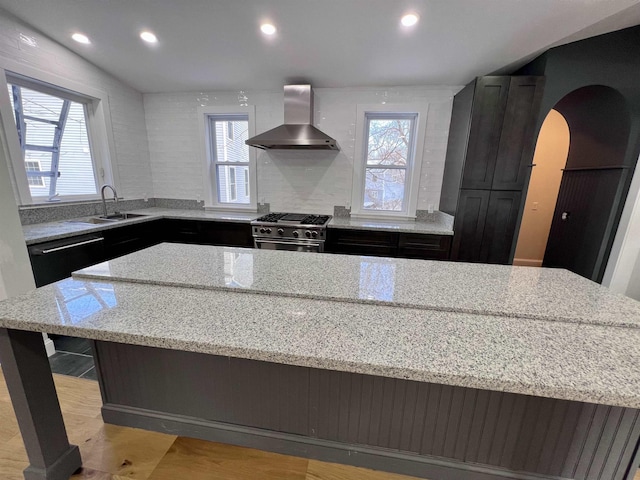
[[7, 82, 99, 200], [199, 106, 257, 210], [351, 104, 428, 218]]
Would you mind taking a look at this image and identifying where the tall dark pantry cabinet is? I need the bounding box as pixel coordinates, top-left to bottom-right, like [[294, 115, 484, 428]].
[[440, 76, 545, 264]]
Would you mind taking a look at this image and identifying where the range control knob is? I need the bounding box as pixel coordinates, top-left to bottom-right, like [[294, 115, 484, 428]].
[[305, 230, 312, 238], [266, 228, 272, 234], [259, 228, 266, 234], [293, 230, 300, 238], [311, 231, 318, 238], [277, 228, 284, 235]]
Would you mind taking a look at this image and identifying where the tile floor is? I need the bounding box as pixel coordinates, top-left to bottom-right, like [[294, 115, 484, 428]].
[[49, 335, 97, 381]]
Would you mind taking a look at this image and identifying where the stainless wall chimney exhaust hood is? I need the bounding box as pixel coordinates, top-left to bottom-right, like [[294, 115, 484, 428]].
[[245, 85, 339, 151]]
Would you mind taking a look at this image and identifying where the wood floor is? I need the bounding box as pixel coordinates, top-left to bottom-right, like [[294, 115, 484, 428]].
[[0, 368, 422, 480], [0, 368, 639, 480]]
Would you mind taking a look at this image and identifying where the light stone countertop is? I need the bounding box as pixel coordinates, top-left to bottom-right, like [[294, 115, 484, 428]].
[[0, 276, 639, 408], [23, 208, 455, 245], [22, 207, 260, 245], [329, 214, 454, 235], [73, 243, 640, 328]]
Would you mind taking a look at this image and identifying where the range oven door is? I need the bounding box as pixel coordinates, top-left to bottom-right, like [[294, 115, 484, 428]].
[[254, 239, 323, 253]]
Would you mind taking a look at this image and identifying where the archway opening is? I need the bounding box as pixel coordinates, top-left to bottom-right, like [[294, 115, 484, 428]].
[[514, 110, 570, 267], [515, 85, 632, 282]]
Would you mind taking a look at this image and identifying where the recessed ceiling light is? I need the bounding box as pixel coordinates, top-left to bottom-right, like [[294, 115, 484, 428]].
[[401, 13, 420, 27], [260, 23, 277, 36], [140, 31, 158, 43], [71, 33, 91, 44]]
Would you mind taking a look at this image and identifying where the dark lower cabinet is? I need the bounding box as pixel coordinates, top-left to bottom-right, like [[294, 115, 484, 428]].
[[161, 219, 203, 244], [327, 229, 398, 257], [326, 228, 452, 260], [451, 190, 490, 262], [480, 191, 522, 264], [103, 221, 163, 260], [28, 234, 107, 287], [398, 233, 452, 260], [200, 221, 253, 247], [452, 190, 522, 264]]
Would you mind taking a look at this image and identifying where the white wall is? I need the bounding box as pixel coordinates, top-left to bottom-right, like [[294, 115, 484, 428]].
[[603, 152, 640, 299], [145, 86, 459, 214], [0, 8, 153, 202], [0, 119, 35, 299]]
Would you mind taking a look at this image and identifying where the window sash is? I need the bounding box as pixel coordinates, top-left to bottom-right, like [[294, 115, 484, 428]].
[[207, 113, 251, 206], [361, 113, 417, 213], [8, 82, 98, 199]]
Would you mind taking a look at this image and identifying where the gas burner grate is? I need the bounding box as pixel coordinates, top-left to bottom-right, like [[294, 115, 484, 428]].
[[301, 215, 331, 225], [255, 213, 287, 222]]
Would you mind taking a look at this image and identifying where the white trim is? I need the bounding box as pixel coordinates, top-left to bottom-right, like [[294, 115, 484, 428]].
[[0, 61, 117, 205], [198, 105, 257, 211], [350, 103, 429, 219]]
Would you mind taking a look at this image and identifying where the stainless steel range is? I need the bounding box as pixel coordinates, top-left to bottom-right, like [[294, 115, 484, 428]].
[[251, 213, 332, 253]]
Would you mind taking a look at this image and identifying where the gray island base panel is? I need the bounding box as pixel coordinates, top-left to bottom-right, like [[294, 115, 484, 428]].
[[73, 243, 640, 328]]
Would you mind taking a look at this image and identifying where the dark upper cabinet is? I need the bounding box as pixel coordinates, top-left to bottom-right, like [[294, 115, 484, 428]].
[[461, 77, 511, 190], [442, 75, 544, 264], [492, 77, 545, 190]]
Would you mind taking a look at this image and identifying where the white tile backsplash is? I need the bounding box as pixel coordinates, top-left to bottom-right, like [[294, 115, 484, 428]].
[[145, 86, 460, 213], [0, 9, 153, 201]]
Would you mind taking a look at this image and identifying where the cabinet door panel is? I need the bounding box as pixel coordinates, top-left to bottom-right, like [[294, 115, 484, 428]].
[[397, 234, 452, 260], [492, 77, 545, 190], [200, 222, 253, 247], [326, 229, 398, 257], [480, 191, 522, 264], [161, 219, 203, 244], [451, 190, 490, 262], [461, 77, 510, 190], [28, 234, 106, 287]]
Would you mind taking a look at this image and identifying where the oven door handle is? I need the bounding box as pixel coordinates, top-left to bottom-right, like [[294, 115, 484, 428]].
[[255, 239, 322, 249]]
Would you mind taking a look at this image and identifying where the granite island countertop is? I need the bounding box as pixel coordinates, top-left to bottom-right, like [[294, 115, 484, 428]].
[[73, 243, 640, 329], [1, 270, 640, 408]]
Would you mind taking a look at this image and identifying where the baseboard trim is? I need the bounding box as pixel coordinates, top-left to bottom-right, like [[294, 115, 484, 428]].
[[102, 403, 565, 480], [513, 258, 544, 267]]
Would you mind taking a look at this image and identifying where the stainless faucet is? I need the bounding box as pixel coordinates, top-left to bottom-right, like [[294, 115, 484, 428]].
[[100, 184, 119, 218]]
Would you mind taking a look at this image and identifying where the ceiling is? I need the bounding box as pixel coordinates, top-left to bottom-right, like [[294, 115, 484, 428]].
[[0, 0, 638, 93]]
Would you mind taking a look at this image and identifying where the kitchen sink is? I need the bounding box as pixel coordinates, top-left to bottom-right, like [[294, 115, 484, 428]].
[[65, 213, 149, 225]]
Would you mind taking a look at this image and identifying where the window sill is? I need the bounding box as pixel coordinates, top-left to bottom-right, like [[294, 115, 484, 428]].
[[204, 205, 257, 213], [350, 212, 417, 222]]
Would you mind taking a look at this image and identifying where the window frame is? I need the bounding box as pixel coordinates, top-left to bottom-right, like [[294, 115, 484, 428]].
[[350, 103, 429, 219], [0, 66, 118, 205], [198, 105, 257, 211]]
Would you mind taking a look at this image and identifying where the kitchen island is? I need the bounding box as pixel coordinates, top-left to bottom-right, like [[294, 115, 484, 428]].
[[1, 244, 640, 480]]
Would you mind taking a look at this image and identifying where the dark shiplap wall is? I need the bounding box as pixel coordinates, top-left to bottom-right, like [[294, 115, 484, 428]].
[[95, 341, 640, 480]]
